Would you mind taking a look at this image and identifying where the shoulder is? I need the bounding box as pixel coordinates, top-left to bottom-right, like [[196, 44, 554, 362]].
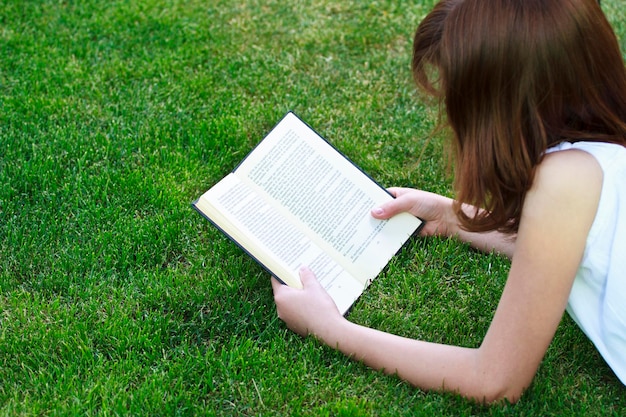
[[532, 149, 602, 203], [538, 147, 602, 179], [521, 149, 602, 239]]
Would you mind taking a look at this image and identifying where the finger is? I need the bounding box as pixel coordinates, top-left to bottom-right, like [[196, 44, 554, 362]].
[[271, 276, 284, 293], [386, 187, 404, 198]]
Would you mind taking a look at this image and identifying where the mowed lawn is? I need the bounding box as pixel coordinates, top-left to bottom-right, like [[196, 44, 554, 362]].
[[1, 0, 625, 415]]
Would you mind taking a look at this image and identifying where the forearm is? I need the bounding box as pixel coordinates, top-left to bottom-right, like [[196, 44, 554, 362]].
[[450, 204, 516, 258], [314, 317, 495, 401], [454, 228, 515, 259]]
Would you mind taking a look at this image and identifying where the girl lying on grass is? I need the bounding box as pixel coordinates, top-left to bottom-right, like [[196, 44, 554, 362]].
[[271, 0, 626, 403]]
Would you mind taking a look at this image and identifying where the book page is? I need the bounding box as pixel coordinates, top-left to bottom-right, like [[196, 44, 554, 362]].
[[236, 113, 422, 285], [194, 173, 365, 315]]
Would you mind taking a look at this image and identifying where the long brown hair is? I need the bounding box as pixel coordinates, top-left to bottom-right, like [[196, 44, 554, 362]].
[[413, 0, 626, 233]]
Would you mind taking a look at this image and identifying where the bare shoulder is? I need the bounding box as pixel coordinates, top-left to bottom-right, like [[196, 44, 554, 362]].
[[534, 148, 603, 193], [527, 149, 603, 216], [519, 148, 603, 252]]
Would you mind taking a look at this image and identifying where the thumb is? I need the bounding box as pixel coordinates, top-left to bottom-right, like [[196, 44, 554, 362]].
[[371, 199, 407, 220], [371, 187, 418, 219], [298, 266, 320, 288]]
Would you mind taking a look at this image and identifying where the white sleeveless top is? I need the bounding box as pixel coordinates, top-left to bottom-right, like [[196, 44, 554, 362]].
[[547, 141, 626, 385]]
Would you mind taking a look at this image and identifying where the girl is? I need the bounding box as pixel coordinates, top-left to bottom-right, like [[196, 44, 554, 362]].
[[272, 0, 626, 403]]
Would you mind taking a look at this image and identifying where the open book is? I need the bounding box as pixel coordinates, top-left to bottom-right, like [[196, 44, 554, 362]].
[[193, 112, 423, 315]]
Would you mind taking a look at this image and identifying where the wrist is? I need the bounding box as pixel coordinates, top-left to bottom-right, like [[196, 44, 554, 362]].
[[443, 198, 461, 237], [312, 314, 351, 347]]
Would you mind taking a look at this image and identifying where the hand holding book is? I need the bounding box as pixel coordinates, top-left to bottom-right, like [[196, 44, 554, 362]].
[[271, 267, 342, 337]]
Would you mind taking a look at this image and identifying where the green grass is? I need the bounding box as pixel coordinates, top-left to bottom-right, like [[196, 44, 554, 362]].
[[1, 0, 625, 415]]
